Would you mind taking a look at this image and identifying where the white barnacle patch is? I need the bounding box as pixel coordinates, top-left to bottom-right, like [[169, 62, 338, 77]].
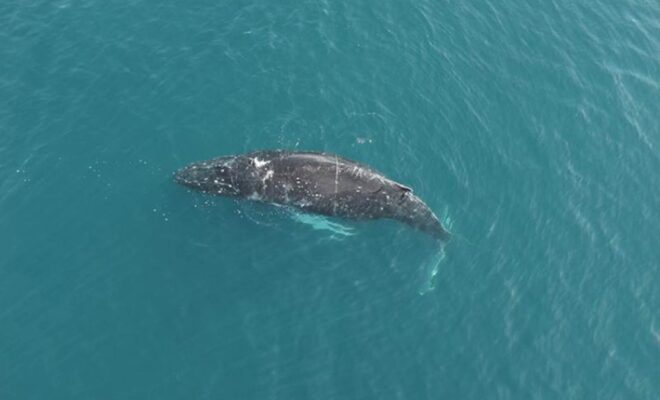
[[253, 157, 270, 168], [248, 192, 262, 201], [214, 180, 235, 191]]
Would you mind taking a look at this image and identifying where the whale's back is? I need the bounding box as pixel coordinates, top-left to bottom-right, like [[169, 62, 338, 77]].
[[176, 150, 450, 241]]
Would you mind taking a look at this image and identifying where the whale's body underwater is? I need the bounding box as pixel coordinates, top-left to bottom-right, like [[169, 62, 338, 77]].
[[175, 150, 450, 241]]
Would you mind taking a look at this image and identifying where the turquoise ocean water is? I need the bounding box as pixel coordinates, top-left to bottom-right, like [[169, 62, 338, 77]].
[[2, 1, 659, 398]]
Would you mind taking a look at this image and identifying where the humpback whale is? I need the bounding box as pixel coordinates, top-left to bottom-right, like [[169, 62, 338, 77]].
[[174, 150, 450, 241]]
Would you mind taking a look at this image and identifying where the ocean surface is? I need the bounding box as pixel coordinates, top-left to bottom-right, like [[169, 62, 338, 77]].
[[2, 1, 659, 399]]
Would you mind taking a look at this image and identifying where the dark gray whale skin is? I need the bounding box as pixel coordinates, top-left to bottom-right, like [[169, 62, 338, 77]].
[[175, 150, 450, 241]]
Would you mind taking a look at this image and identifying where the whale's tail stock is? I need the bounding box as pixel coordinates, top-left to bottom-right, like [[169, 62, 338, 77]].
[[394, 193, 451, 242], [411, 213, 452, 242]]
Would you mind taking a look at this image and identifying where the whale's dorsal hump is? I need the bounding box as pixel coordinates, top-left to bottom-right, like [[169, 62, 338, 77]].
[[394, 182, 412, 192]]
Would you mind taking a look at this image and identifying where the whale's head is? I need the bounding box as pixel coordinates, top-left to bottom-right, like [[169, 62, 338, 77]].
[[174, 156, 246, 196]]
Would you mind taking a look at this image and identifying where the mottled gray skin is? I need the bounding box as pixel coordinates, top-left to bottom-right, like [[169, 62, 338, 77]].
[[175, 150, 450, 241]]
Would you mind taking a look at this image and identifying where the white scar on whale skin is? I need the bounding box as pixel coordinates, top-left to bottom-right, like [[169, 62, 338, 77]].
[[253, 157, 270, 168], [261, 169, 274, 183], [333, 155, 339, 214]]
